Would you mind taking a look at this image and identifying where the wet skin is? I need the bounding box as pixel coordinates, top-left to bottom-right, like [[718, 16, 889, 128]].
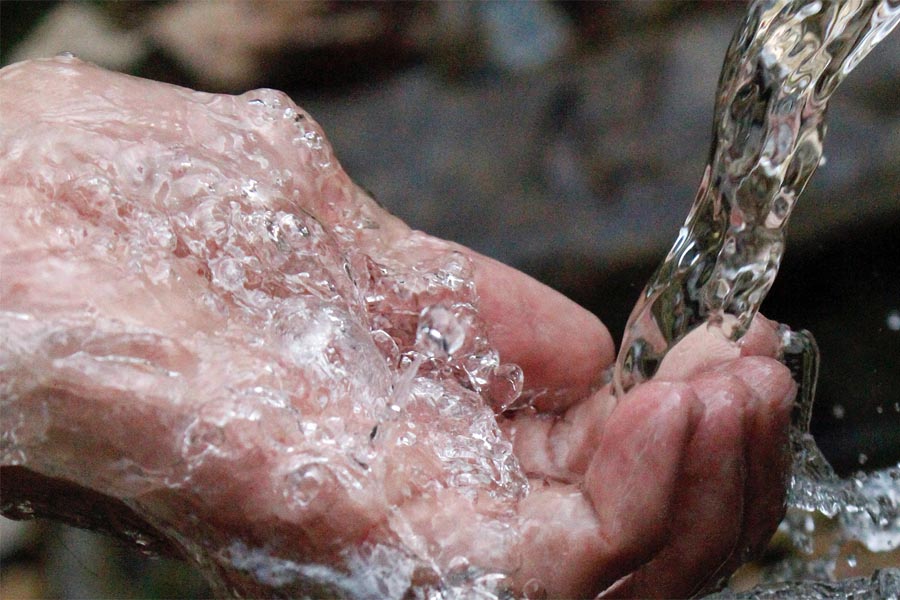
[[0, 58, 795, 598]]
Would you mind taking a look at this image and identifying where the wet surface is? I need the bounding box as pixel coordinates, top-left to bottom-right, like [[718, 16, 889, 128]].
[[1, 1, 898, 598]]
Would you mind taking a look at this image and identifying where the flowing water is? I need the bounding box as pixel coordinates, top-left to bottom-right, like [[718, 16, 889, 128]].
[[611, 0, 900, 596], [2, 2, 898, 598]]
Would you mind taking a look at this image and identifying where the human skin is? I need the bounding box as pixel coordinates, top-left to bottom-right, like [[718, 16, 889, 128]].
[[0, 58, 795, 599]]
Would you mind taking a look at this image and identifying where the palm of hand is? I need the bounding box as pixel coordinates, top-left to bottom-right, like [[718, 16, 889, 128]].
[[0, 58, 794, 599]]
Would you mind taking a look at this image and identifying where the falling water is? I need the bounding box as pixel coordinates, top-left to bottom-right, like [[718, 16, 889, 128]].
[[611, 0, 900, 596]]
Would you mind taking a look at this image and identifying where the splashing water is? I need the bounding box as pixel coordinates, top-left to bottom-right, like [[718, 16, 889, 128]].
[[610, 0, 900, 595]]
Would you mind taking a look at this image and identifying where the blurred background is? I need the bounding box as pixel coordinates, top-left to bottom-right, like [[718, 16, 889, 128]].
[[1, 1, 898, 597]]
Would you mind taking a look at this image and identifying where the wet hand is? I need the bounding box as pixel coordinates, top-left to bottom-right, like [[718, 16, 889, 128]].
[[0, 58, 795, 599]]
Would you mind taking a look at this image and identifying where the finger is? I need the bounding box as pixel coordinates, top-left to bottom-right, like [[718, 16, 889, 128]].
[[654, 314, 782, 382], [583, 381, 704, 593], [718, 356, 794, 564], [504, 385, 617, 481], [617, 372, 751, 599], [513, 383, 702, 598], [515, 483, 614, 599], [468, 250, 614, 410], [738, 314, 782, 359]]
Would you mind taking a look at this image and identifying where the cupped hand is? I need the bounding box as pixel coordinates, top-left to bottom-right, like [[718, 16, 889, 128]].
[[0, 58, 795, 599]]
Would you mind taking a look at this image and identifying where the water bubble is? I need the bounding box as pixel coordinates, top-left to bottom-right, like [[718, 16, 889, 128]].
[[56, 51, 75, 59], [847, 554, 858, 568], [416, 305, 465, 358], [859, 453, 869, 465]]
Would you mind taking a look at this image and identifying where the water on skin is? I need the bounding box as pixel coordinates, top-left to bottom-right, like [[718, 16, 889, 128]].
[[0, 57, 527, 598], [2, 3, 898, 598], [611, 0, 900, 595]]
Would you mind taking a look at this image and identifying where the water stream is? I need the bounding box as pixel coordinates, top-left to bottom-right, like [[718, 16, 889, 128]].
[[612, 0, 899, 596]]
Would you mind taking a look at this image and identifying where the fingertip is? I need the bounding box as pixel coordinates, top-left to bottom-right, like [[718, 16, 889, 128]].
[[718, 356, 795, 567], [654, 324, 741, 382], [716, 356, 796, 417], [738, 314, 782, 359]]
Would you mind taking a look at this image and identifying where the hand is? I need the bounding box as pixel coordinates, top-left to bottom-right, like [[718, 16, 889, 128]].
[[0, 57, 795, 599]]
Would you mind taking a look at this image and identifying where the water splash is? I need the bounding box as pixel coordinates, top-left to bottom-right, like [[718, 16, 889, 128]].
[[707, 567, 900, 599]]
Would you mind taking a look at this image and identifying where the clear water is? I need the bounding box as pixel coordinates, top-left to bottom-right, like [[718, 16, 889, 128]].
[[2, 2, 898, 597], [611, 0, 900, 596]]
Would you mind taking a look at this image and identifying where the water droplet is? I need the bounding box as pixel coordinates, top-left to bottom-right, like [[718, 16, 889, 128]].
[[858, 453, 868, 465], [123, 528, 154, 551], [371, 329, 400, 367], [210, 257, 245, 292], [397, 432, 417, 446], [240, 179, 259, 198], [887, 309, 900, 331], [773, 194, 791, 219], [15, 501, 34, 516], [802, 513, 815, 530], [416, 305, 465, 358], [523, 578, 547, 599], [832, 403, 846, 419], [287, 463, 327, 507], [846, 554, 858, 568], [491, 363, 526, 412]]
